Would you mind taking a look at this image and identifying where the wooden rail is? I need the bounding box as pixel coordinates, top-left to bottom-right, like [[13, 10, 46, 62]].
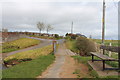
[[100, 45, 120, 53]]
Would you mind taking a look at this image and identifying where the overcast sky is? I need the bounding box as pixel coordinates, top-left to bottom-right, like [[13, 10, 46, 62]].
[[1, 0, 119, 39]]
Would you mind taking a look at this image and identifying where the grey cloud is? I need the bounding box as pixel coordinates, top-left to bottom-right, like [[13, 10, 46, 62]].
[[2, 1, 118, 39]]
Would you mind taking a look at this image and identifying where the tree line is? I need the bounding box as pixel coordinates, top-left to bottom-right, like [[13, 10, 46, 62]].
[[37, 22, 53, 34]]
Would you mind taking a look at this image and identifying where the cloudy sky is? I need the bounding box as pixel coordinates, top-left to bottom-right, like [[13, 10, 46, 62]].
[[1, 0, 119, 39]]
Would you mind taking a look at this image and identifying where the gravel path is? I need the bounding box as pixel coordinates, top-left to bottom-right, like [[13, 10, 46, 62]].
[[37, 43, 76, 78]]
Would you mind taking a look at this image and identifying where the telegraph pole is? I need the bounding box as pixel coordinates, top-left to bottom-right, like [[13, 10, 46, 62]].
[[102, 0, 106, 54], [102, 0, 105, 44], [71, 21, 73, 34]]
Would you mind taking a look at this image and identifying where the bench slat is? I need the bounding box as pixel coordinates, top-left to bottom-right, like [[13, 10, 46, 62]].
[[90, 52, 118, 61]]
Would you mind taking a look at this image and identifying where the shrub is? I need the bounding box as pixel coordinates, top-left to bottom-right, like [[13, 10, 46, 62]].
[[65, 33, 78, 40], [54, 34, 59, 38], [71, 34, 78, 39], [75, 37, 96, 56]]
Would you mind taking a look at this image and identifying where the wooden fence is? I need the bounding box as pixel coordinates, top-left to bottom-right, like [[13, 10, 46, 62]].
[[100, 45, 120, 70], [100, 45, 120, 53]]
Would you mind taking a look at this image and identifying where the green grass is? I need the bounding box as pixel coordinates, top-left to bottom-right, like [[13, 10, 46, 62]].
[[92, 39, 119, 69], [72, 56, 91, 64], [2, 54, 55, 78], [92, 39, 120, 47], [66, 39, 119, 79], [65, 40, 78, 53], [106, 61, 118, 68], [72, 55, 119, 78], [2, 38, 40, 53], [66, 39, 119, 70], [101, 75, 120, 79], [72, 55, 99, 78], [4, 45, 53, 61], [29, 35, 63, 40], [104, 52, 118, 68]]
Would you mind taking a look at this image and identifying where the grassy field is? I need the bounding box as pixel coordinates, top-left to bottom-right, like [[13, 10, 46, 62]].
[[2, 38, 40, 53], [4, 45, 53, 62], [2, 54, 55, 78], [92, 39, 120, 46]]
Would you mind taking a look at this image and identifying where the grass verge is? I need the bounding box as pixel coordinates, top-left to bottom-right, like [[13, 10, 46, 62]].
[[91, 39, 120, 47], [2, 38, 40, 53], [2, 54, 55, 78], [65, 40, 78, 53], [4, 45, 53, 61], [29, 35, 63, 40]]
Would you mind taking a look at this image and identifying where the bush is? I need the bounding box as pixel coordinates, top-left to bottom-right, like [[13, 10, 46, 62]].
[[54, 34, 59, 38], [65, 33, 78, 40], [71, 34, 78, 39], [75, 37, 96, 56]]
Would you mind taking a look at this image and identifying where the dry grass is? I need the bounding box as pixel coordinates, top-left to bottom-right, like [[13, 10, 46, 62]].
[[4, 45, 53, 61]]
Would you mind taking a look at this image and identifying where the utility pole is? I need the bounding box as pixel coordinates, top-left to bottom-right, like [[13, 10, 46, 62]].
[[102, 0, 105, 44], [102, 0, 106, 54], [71, 21, 73, 34]]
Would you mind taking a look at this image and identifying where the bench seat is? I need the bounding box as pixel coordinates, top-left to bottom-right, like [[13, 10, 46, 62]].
[[90, 52, 118, 61], [90, 52, 119, 70]]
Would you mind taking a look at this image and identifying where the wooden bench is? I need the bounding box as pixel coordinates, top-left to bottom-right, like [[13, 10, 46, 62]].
[[90, 52, 119, 70]]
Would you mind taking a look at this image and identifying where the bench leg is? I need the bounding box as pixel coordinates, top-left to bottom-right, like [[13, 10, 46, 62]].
[[103, 49, 105, 55], [92, 54, 94, 62], [103, 60, 105, 71]]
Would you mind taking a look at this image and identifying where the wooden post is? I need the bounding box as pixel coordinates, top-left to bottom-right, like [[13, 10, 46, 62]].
[[92, 54, 94, 62], [53, 40, 57, 54], [103, 60, 105, 70], [102, 0, 105, 44], [103, 49, 105, 55], [102, 0, 105, 55], [118, 47, 120, 71], [109, 43, 112, 57]]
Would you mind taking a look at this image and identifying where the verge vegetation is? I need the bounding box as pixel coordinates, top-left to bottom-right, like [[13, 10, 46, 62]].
[[65, 37, 119, 78], [92, 39, 120, 47], [2, 38, 40, 53], [4, 45, 53, 62], [2, 54, 55, 78], [3, 44, 55, 78], [29, 35, 63, 40]]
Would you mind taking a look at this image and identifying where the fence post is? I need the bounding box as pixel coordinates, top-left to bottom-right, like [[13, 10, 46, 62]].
[[101, 43, 105, 55], [109, 43, 112, 57], [118, 47, 120, 71], [53, 40, 57, 54]]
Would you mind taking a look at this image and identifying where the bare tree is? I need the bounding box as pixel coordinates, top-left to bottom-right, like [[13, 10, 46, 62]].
[[37, 22, 45, 34], [46, 24, 53, 34]]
